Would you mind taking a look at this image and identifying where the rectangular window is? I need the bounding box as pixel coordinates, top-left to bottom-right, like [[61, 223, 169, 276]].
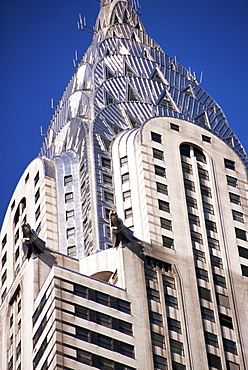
[[160, 217, 172, 230], [168, 317, 181, 333], [182, 161, 193, 174], [96, 291, 109, 306], [198, 167, 209, 180], [156, 182, 168, 195], [238, 246, 248, 259], [155, 165, 166, 177], [34, 171, 39, 186], [196, 267, 209, 281], [162, 236, 174, 249], [232, 210, 244, 223], [204, 331, 218, 347], [151, 131, 162, 143], [226, 361, 240, 370], [14, 229, 19, 244], [172, 362, 186, 370], [241, 264, 248, 277], [207, 353, 221, 369], [120, 156, 128, 166], [67, 227, 75, 239], [124, 208, 133, 219], [35, 206, 40, 221], [36, 223, 41, 235], [165, 294, 178, 308], [98, 334, 112, 350], [153, 148, 164, 160], [64, 175, 72, 185], [67, 245, 76, 256], [186, 196, 197, 208], [213, 273, 226, 287], [66, 209, 74, 220], [103, 174, 112, 186], [201, 306, 215, 322], [104, 191, 114, 204], [123, 190, 131, 201], [163, 275, 175, 289], [2, 270, 7, 284], [208, 236, 220, 250], [219, 313, 233, 329], [77, 349, 91, 365], [188, 213, 200, 226], [76, 326, 89, 342], [223, 338, 237, 354], [229, 192, 241, 205], [224, 158, 235, 170], [145, 268, 158, 282], [184, 178, 195, 191], [158, 199, 170, 212], [101, 157, 111, 169], [203, 202, 214, 214], [170, 123, 180, 131], [202, 135, 211, 143], [201, 185, 212, 197], [121, 173, 129, 183], [210, 255, 223, 268], [205, 219, 217, 232], [2, 234, 7, 249], [227, 175, 237, 187], [235, 227, 247, 241], [193, 248, 205, 262], [170, 338, 184, 355], [198, 286, 212, 301], [151, 332, 164, 348], [35, 189, 40, 203], [149, 311, 163, 326], [65, 192, 73, 203], [216, 293, 229, 308], [147, 287, 160, 302], [2, 252, 7, 267], [153, 355, 167, 370], [191, 231, 203, 244]]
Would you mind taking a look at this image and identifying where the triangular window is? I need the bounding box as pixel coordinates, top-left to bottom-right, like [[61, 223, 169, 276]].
[[151, 69, 169, 85], [106, 121, 122, 135], [106, 92, 117, 106], [125, 63, 135, 77], [102, 138, 111, 151], [114, 15, 119, 24], [127, 113, 140, 127], [135, 22, 141, 30], [105, 67, 115, 80], [128, 85, 140, 102], [105, 49, 110, 57], [194, 112, 210, 127], [157, 90, 179, 112], [123, 10, 128, 24], [182, 85, 195, 98]]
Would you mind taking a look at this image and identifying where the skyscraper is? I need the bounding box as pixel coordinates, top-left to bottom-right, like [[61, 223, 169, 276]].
[[1, 0, 248, 369]]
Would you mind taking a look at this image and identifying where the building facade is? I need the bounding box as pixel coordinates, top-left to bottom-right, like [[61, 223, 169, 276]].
[[1, 0, 248, 369]]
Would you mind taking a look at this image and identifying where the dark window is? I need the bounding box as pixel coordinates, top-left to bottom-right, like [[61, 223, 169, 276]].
[[147, 287, 160, 302], [201, 185, 212, 197], [180, 144, 190, 157], [170, 338, 184, 355], [2, 234, 7, 248], [155, 165, 166, 177], [203, 202, 214, 214], [151, 131, 162, 143], [153, 355, 167, 370], [163, 275, 175, 289], [182, 161, 193, 174], [223, 338, 237, 354], [120, 156, 128, 166], [168, 317, 181, 333], [64, 175, 72, 185], [2, 270, 7, 284], [145, 268, 158, 282], [156, 182, 168, 195], [34, 172, 39, 186], [202, 135, 211, 143], [153, 148, 164, 160], [160, 217, 172, 230], [216, 293, 229, 308], [66, 209, 74, 220], [188, 213, 200, 226], [207, 353, 221, 369], [67, 227, 75, 239], [213, 273, 226, 287], [194, 147, 206, 163], [172, 362, 186, 370], [219, 313, 233, 329], [123, 190, 131, 201], [35, 206, 40, 221], [235, 227, 247, 241], [119, 341, 134, 358], [198, 286, 211, 301], [232, 210, 244, 223], [186, 196, 197, 208], [205, 219, 217, 232], [74, 284, 87, 298], [15, 247, 20, 261], [229, 192, 241, 205], [196, 267, 209, 281], [101, 157, 111, 169], [121, 173, 129, 183], [68, 245, 76, 256], [162, 236, 174, 249], [193, 248, 205, 262], [238, 246, 248, 259], [25, 173, 29, 183], [184, 178, 195, 191], [104, 191, 114, 204], [2, 252, 7, 267], [96, 291, 109, 306], [204, 331, 218, 347], [191, 231, 203, 244], [158, 199, 170, 212], [165, 294, 178, 308], [14, 229, 19, 244], [210, 255, 223, 268], [227, 175, 237, 187], [77, 349, 91, 365], [224, 158, 235, 170], [226, 360, 240, 370], [170, 123, 180, 131], [151, 332, 164, 348], [198, 167, 209, 180], [241, 264, 248, 277], [201, 306, 215, 322], [103, 174, 112, 186], [149, 311, 163, 326], [65, 192, 73, 203], [35, 189, 40, 203], [124, 208, 133, 219], [208, 236, 220, 250]]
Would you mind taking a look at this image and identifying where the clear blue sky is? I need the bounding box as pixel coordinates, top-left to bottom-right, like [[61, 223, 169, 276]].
[[1, 0, 248, 227]]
